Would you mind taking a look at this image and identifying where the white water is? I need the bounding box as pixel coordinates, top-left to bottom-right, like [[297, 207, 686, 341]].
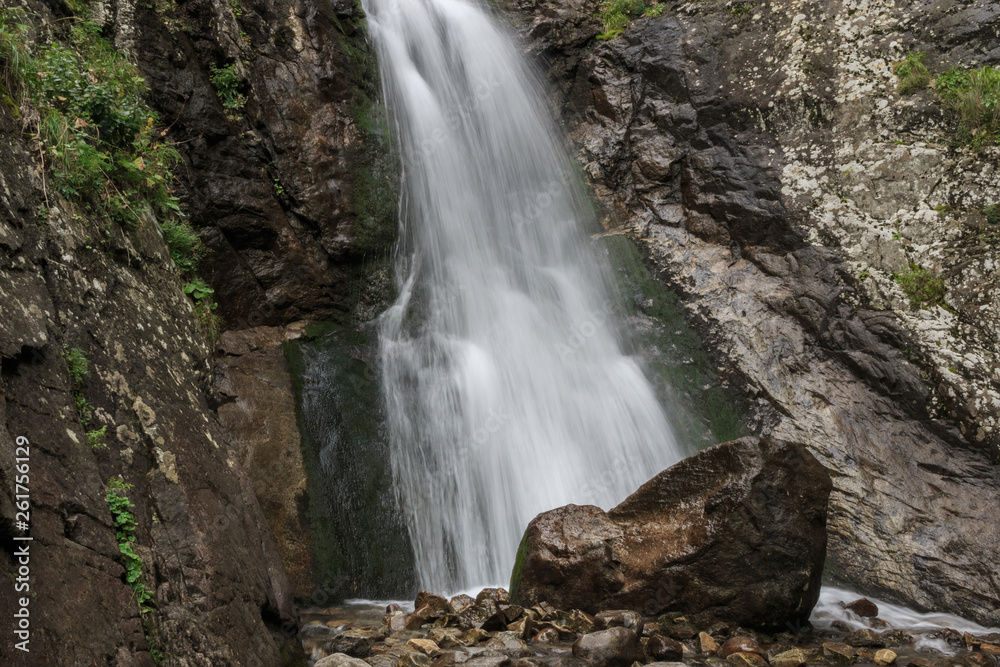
[[365, 0, 683, 591], [814, 587, 1000, 654]]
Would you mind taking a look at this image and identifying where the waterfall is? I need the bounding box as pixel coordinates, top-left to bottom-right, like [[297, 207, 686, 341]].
[[365, 0, 684, 592]]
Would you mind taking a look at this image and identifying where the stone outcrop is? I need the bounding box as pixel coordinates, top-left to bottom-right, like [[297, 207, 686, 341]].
[[500, 0, 1000, 626], [0, 71, 299, 667], [511, 438, 832, 631]]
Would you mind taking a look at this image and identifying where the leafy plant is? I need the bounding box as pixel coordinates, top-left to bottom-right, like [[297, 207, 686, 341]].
[[894, 263, 947, 311], [209, 63, 247, 120], [183, 277, 215, 303], [597, 0, 648, 40], [729, 1, 757, 17], [105, 478, 154, 611], [984, 203, 1000, 225], [894, 52, 931, 95], [935, 66, 1000, 147], [160, 217, 204, 272], [87, 425, 108, 449], [63, 345, 90, 385]]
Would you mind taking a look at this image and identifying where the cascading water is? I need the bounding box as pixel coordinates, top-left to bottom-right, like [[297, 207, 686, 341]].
[[365, 0, 684, 592]]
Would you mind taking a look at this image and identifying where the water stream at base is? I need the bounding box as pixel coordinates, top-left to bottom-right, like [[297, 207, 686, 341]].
[[363, 0, 684, 591]]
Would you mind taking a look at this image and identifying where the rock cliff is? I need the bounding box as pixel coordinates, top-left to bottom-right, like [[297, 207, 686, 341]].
[[500, 0, 1000, 626]]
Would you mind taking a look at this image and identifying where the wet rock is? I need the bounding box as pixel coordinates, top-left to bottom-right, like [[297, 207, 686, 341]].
[[485, 632, 533, 657], [846, 599, 880, 618], [722, 637, 762, 657], [727, 653, 769, 667], [700, 632, 721, 654], [875, 649, 898, 665], [846, 628, 886, 647], [428, 628, 464, 649], [982, 644, 1000, 655], [512, 439, 831, 630], [571, 627, 645, 666], [452, 595, 478, 614], [881, 631, 916, 647], [771, 648, 809, 667], [407, 639, 443, 656], [463, 658, 512, 667], [478, 589, 512, 605], [324, 628, 386, 657], [532, 628, 560, 644], [659, 618, 699, 640], [387, 613, 410, 633], [462, 629, 493, 646], [823, 642, 856, 664], [460, 601, 500, 630], [315, 654, 370, 667], [417, 593, 454, 615], [399, 653, 433, 667], [595, 610, 643, 633], [647, 635, 685, 661]]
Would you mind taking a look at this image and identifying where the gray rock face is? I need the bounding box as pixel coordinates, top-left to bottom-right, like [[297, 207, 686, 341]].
[[502, 0, 1000, 626], [512, 438, 831, 630]]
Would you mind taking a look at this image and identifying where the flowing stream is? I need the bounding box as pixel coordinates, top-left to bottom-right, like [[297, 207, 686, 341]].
[[364, 0, 684, 591]]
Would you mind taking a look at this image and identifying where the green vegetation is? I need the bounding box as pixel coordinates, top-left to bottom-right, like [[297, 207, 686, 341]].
[[184, 278, 220, 342], [1, 7, 215, 338], [508, 530, 530, 599], [62, 345, 96, 428], [894, 263, 948, 311], [597, 0, 659, 41], [105, 478, 154, 610], [729, 2, 758, 17], [87, 425, 108, 449], [209, 63, 247, 121], [984, 203, 1000, 225], [935, 66, 1000, 147], [894, 52, 931, 95]]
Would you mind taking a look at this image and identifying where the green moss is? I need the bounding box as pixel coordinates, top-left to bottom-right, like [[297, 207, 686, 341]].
[[334, 11, 400, 259], [508, 529, 530, 599], [982, 203, 1000, 225], [284, 326, 416, 599], [600, 235, 747, 448]]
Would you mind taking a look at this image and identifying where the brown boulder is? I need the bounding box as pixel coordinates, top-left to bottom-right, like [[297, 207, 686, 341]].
[[571, 627, 644, 666], [511, 438, 832, 631], [845, 598, 880, 618]]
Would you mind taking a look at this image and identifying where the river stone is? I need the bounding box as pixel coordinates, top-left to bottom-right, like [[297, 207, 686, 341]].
[[571, 627, 644, 666], [846, 627, 886, 647], [647, 635, 685, 661], [846, 598, 880, 618], [875, 649, 898, 665], [314, 654, 370, 667], [511, 438, 831, 630], [594, 610, 643, 633]]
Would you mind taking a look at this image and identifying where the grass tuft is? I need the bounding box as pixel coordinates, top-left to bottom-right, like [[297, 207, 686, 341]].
[[894, 263, 948, 311], [935, 66, 1000, 148], [597, 0, 650, 41], [894, 52, 931, 95]]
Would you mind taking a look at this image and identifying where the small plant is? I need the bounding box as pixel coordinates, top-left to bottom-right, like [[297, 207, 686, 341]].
[[63, 346, 90, 385], [105, 478, 154, 610], [183, 277, 215, 303], [228, 0, 243, 17], [596, 0, 647, 41], [858, 267, 871, 281], [209, 63, 247, 120], [645, 2, 665, 17], [729, 1, 757, 17], [894, 52, 931, 95], [935, 66, 1000, 147], [87, 425, 108, 449], [983, 203, 1000, 225], [160, 217, 204, 272], [894, 263, 947, 311], [273, 178, 285, 197]]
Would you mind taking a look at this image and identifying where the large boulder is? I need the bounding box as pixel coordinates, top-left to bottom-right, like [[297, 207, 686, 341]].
[[510, 438, 832, 630]]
